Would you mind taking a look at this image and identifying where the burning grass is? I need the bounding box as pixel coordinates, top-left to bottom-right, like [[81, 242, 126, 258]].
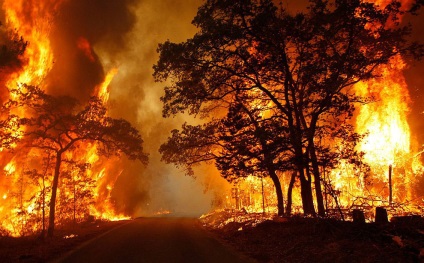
[[201, 210, 424, 263]]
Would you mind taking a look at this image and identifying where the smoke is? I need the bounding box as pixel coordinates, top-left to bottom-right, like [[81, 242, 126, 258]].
[[40, 0, 224, 217], [46, 0, 138, 100], [404, 11, 424, 146]]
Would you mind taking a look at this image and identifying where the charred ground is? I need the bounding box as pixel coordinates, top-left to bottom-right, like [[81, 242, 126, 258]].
[[201, 211, 424, 263]]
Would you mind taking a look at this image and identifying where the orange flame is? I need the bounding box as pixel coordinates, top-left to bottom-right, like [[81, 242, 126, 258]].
[[96, 68, 118, 103], [0, 1, 128, 236], [2, 0, 60, 88], [326, 0, 423, 216]]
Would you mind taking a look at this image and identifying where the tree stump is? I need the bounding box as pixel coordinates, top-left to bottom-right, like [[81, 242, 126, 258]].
[[352, 209, 365, 224], [375, 207, 388, 223]]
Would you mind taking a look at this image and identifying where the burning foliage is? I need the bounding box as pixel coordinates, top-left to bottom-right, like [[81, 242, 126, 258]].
[[0, 0, 149, 237]]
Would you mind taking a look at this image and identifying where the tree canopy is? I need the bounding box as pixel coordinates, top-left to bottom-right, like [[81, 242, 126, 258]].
[[155, 0, 423, 216]]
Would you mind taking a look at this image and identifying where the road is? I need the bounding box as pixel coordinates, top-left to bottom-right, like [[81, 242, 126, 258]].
[[53, 217, 255, 263]]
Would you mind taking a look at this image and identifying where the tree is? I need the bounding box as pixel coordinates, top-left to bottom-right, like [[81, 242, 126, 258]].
[[215, 97, 293, 216], [6, 85, 148, 237], [160, 96, 293, 216], [57, 160, 94, 225], [26, 153, 53, 239], [0, 24, 27, 70], [154, 0, 423, 216]]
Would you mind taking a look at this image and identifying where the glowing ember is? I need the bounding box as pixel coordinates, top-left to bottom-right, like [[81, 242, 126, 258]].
[[63, 234, 78, 239]]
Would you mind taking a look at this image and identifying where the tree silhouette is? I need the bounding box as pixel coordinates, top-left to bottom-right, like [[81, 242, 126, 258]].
[[160, 90, 294, 216], [155, 0, 423, 216], [7, 85, 148, 237]]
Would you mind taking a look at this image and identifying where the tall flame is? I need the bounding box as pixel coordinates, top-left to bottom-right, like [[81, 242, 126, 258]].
[[0, 1, 129, 236], [2, 0, 59, 88], [327, 0, 423, 213], [355, 56, 411, 169]]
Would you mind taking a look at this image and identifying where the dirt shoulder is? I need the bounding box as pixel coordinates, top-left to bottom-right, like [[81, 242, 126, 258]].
[[201, 211, 424, 263], [0, 220, 128, 263]]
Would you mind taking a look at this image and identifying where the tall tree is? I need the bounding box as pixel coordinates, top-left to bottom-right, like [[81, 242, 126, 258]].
[[154, 0, 423, 216], [7, 85, 148, 237]]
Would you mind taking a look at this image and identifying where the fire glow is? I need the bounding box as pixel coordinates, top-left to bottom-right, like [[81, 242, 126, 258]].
[[0, 0, 130, 237], [324, 0, 424, 217], [0, 0, 423, 237]]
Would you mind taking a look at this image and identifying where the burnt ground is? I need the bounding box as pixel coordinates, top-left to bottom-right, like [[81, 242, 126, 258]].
[[2, 213, 424, 263], [0, 220, 128, 263], [201, 211, 424, 263]]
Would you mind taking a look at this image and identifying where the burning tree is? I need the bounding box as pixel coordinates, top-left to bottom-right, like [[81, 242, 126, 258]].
[[0, 24, 27, 150], [5, 85, 148, 237], [0, 25, 27, 71], [154, 0, 423, 216]]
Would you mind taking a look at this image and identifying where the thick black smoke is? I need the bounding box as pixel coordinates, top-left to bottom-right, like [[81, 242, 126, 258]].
[[47, 0, 138, 100]]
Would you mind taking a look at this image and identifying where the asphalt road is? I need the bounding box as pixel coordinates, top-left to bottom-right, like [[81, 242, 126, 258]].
[[53, 217, 255, 263]]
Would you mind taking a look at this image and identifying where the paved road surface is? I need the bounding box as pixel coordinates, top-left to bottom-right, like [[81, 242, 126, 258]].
[[53, 217, 255, 263]]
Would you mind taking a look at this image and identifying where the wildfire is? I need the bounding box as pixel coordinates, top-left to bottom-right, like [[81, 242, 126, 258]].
[[2, 0, 58, 88], [0, 1, 130, 237], [218, 0, 424, 219], [4, 160, 16, 175], [355, 55, 412, 171], [325, 0, 423, 215]]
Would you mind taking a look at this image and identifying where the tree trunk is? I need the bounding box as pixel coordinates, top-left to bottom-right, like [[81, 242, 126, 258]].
[[291, 135, 315, 216], [47, 152, 62, 237], [299, 167, 315, 216], [286, 171, 296, 216], [41, 174, 45, 240], [309, 144, 325, 217], [269, 169, 284, 216]]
